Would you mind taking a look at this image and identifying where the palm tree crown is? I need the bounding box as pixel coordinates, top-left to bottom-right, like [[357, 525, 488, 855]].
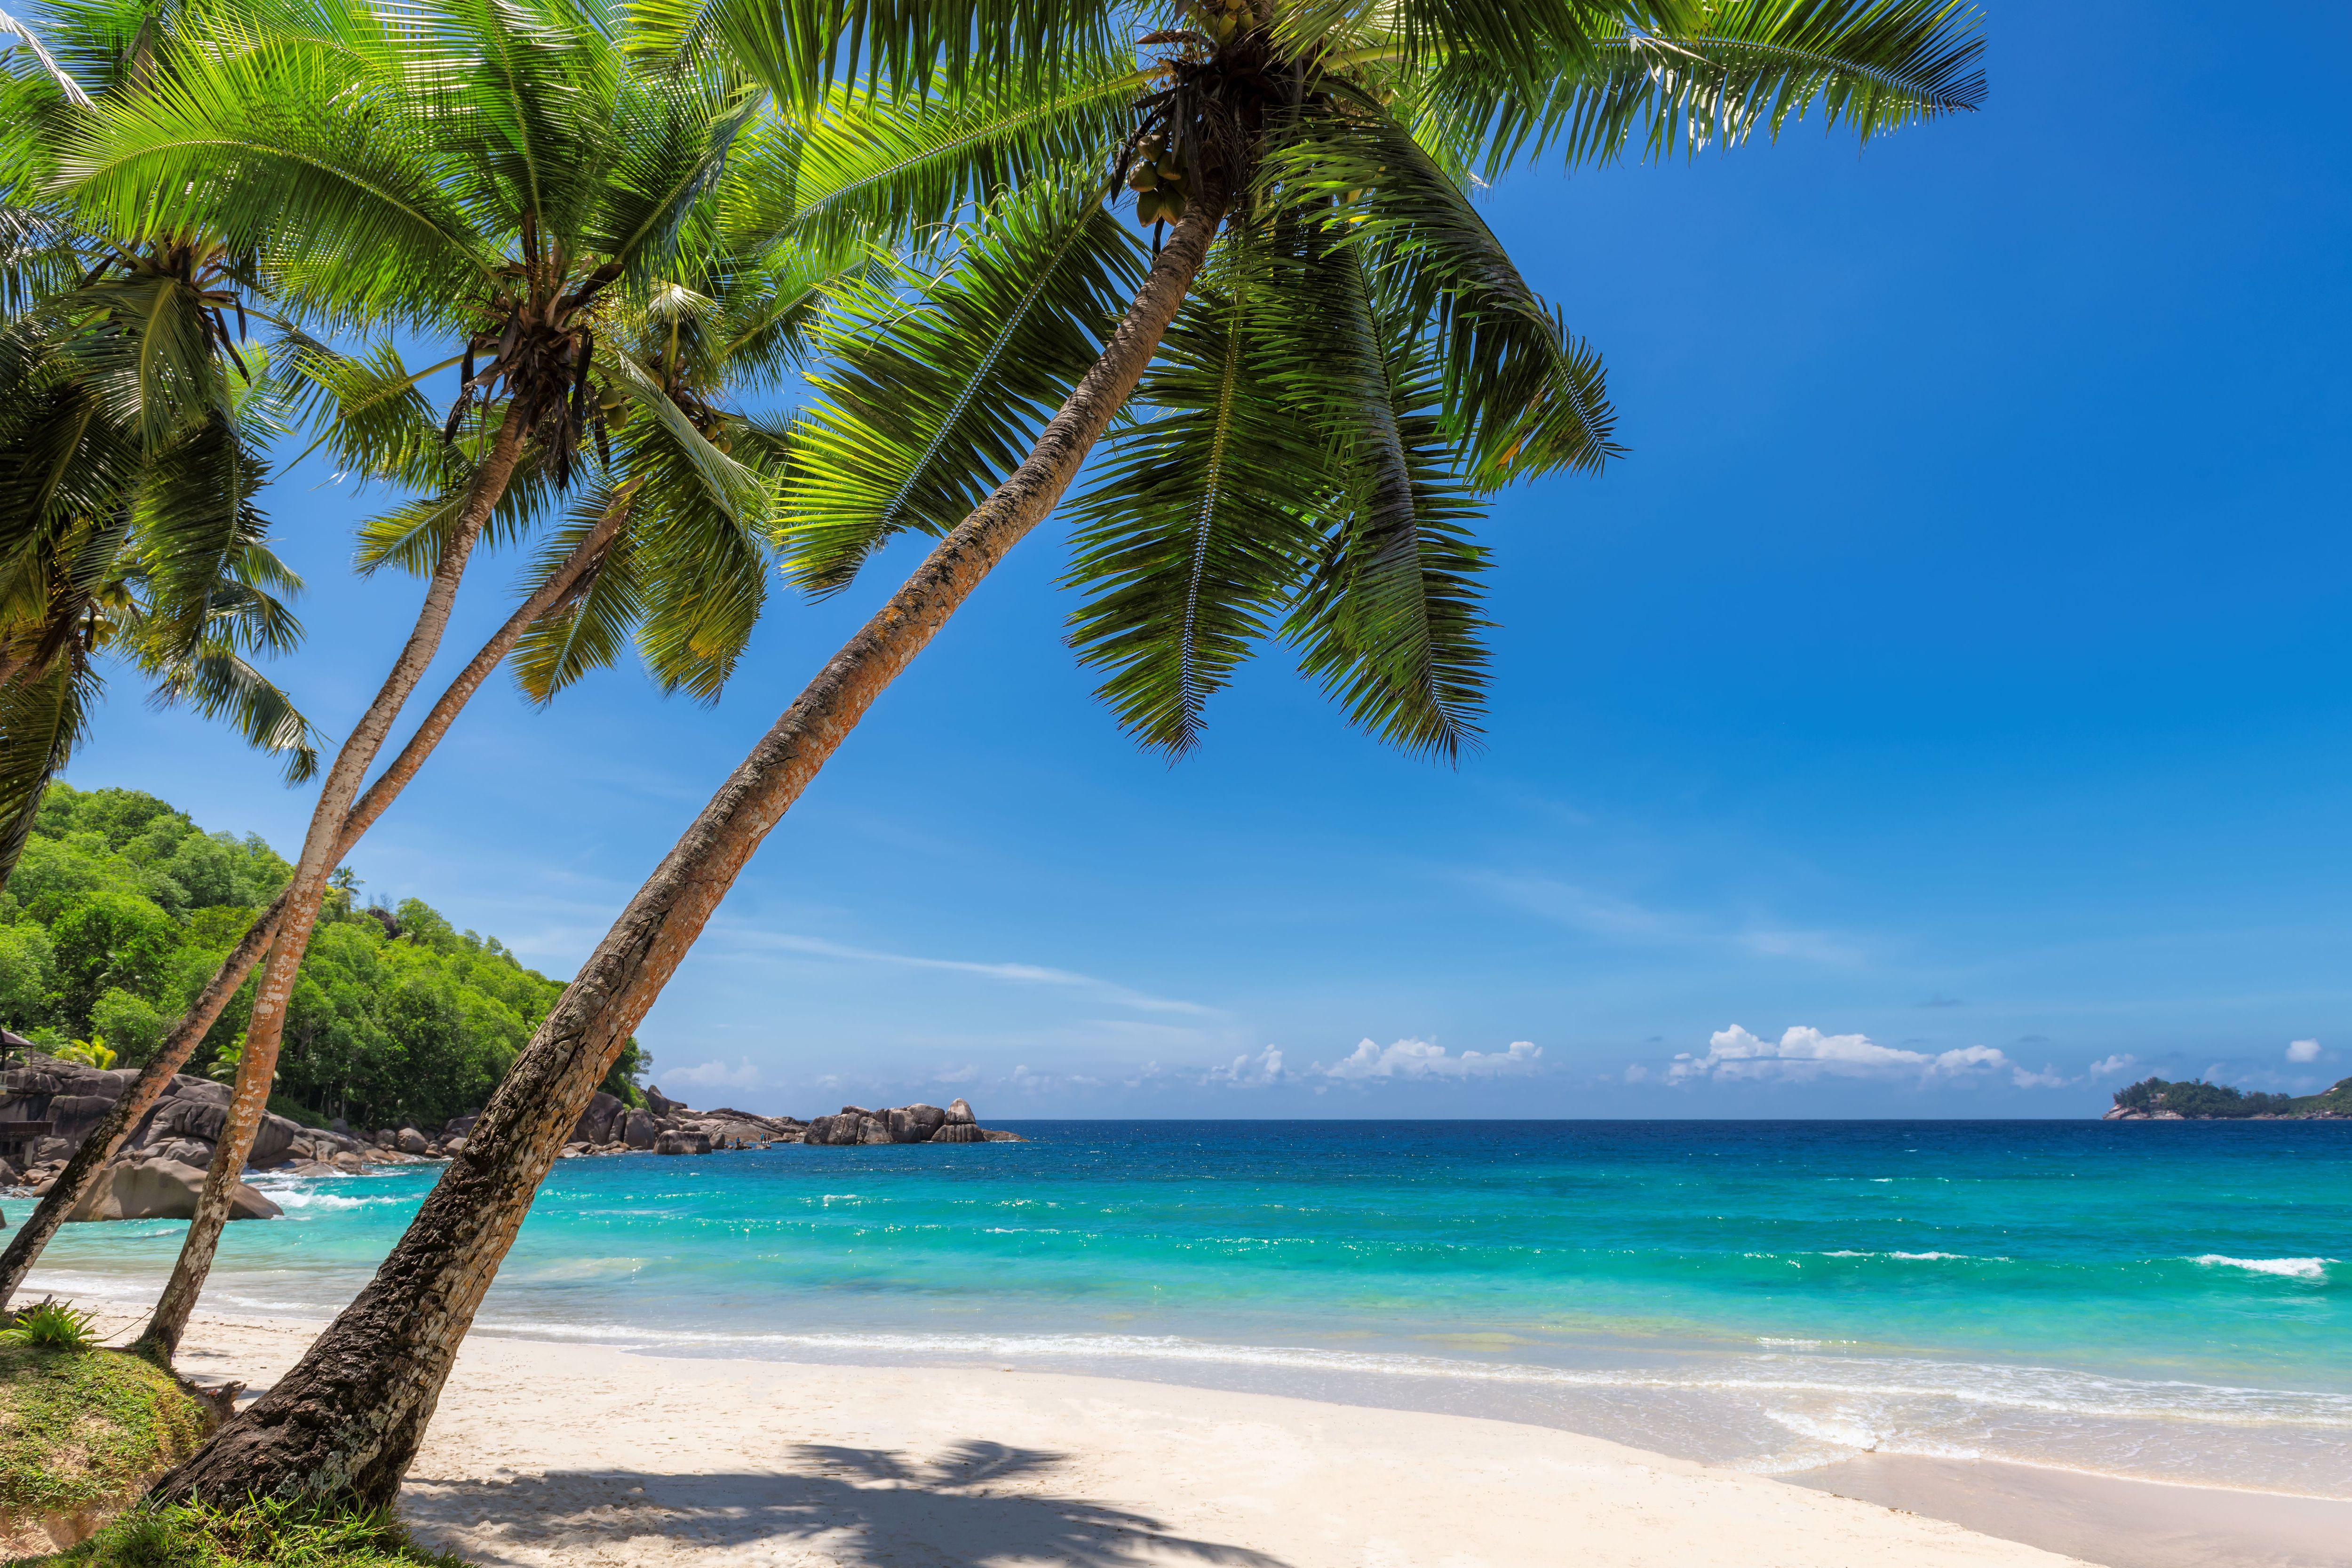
[[703, 0, 1983, 758]]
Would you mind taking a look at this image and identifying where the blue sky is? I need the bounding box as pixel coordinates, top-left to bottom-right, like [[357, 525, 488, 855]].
[[63, 0, 2352, 1117]]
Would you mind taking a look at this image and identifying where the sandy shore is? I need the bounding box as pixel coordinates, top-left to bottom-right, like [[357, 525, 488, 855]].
[[57, 1304, 2341, 1568], [1791, 1456, 2352, 1568], [82, 1307, 2076, 1568]]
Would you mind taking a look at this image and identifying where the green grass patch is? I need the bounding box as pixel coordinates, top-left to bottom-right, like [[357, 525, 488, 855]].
[[0, 1342, 208, 1521], [13, 1498, 472, 1567]]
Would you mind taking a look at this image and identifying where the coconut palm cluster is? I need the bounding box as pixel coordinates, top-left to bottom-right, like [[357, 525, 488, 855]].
[[0, 0, 1985, 1509]]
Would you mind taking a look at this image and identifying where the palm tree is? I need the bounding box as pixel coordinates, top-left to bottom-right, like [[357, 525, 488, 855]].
[[19, 0, 765, 1350], [0, 325, 322, 878], [156, 0, 1983, 1501], [1, 9, 325, 878]]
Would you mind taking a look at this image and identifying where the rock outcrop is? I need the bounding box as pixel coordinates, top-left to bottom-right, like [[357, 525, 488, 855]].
[[554, 1090, 808, 1159], [0, 1054, 432, 1212], [799, 1097, 1021, 1145], [65, 1155, 282, 1222], [2, 1053, 1026, 1211]]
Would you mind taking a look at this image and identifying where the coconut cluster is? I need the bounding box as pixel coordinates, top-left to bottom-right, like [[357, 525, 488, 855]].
[[1200, 0, 1252, 43], [1127, 132, 1189, 227]]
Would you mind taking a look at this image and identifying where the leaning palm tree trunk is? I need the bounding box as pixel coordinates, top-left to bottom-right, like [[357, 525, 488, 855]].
[[0, 450, 632, 1316], [153, 191, 1225, 1506], [130, 417, 620, 1358]]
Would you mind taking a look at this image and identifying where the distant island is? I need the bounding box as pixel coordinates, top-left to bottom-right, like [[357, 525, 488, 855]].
[[2106, 1075, 2352, 1120]]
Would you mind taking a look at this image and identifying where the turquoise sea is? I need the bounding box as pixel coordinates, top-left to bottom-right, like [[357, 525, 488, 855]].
[[18, 1120, 2349, 1495]]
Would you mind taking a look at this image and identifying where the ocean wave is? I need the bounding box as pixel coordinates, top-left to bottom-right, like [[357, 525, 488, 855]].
[[1761, 1407, 1984, 1461], [265, 1189, 413, 1211], [461, 1321, 2352, 1431], [2193, 1256, 2334, 1280]]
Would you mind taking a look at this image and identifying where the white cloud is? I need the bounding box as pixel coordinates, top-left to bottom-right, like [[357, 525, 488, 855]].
[[1623, 1064, 1653, 1083], [2009, 1066, 2072, 1089], [1206, 1047, 1288, 1088], [2087, 1054, 2137, 1076], [2288, 1038, 2322, 1063], [1734, 928, 1864, 965], [665, 1057, 761, 1090], [1669, 1025, 2016, 1085], [720, 930, 1216, 1016], [1316, 1038, 1543, 1081], [1464, 874, 1861, 965]]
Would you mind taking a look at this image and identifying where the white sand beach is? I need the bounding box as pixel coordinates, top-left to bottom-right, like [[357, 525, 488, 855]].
[[142, 1309, 2089, 1568], [33, 1302, 2344, 1568]]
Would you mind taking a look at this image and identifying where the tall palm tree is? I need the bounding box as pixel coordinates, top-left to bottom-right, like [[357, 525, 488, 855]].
[[157, 0, 1983, 1502], [23, 0, 764, 1351]]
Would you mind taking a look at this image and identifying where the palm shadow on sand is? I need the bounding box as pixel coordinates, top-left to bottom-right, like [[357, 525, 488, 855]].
[[401, 1439, 1294, 1568]]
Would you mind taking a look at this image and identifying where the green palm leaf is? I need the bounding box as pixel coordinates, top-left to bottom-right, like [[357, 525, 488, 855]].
[[1061, 234, 1335, 756], [510, 484, 644, 702], [1430, 0, 1987, 175], [0, 653, 94, 888], [1270, 106, 1621, 486], [143, 640, 321, 782], [1280, 247, 1492, 760], [780, 184, 1144, 593]]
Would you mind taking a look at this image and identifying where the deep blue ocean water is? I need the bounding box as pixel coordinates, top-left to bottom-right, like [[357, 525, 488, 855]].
[[19, 1120, 2348, 1493]]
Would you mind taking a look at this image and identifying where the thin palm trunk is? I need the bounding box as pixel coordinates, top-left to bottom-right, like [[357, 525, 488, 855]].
[[130, 420, 616, 1358], [0, 453, 633, 1316], [154, 190, 1226, 1505]]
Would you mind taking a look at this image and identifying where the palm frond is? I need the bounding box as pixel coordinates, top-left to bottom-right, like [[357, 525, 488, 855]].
[[0, 4, 93, 104], [0, 653, 94, 890], [278, 334, 465, 491], [511, 484, 643, 702], [1429, 0, 1987, 175], [780, 184, 1144, 594], [626, 425, 768, 701], [1279, 246, 1491, 761], [727, 59, 1141, 254], [1061, 235, 1334, 756], [1269, 106, 1621, 486], [693, 0, 1121, 111], [144, 640, 322, 782]]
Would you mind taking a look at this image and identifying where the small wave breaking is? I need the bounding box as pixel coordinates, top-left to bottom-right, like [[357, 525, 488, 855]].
[[2193, 1256, 2334, 1280]]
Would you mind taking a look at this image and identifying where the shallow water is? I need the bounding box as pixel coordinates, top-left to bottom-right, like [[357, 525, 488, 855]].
[[18, 1119, 2348, 1494]]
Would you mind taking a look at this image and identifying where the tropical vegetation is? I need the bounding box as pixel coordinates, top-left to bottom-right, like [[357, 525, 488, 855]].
[[0, 1328, 208, 1524], [2112, 1074, 2352, 1120], [23, 1498, 471, 1568], [0, 782, 640, 1131]]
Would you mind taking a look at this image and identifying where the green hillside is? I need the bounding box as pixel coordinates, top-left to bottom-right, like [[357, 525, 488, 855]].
[[0, 783, 641, 1130]]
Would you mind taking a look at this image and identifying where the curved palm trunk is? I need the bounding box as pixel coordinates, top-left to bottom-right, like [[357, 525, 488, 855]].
[[153, 191, 1226, 1507], [128, 432, 633, 1358], [0, 434, 631, 1317]]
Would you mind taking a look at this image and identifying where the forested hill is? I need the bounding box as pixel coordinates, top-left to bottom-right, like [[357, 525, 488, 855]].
[[0, 783, 641, 1130]]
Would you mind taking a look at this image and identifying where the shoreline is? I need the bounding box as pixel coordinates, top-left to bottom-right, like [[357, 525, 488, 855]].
[[49, 1300, 2350, 1568]]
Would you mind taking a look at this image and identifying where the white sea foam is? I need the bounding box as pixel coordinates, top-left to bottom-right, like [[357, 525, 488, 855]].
[[459, 1321, 2352, 1432], [2193, 1255, 2333, 1280]]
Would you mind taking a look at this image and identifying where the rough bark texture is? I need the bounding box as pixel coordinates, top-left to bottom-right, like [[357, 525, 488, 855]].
[[154, 190, 1227, 1508], [0, 469, 629, 1317], [137, 411, 528, 1360]]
